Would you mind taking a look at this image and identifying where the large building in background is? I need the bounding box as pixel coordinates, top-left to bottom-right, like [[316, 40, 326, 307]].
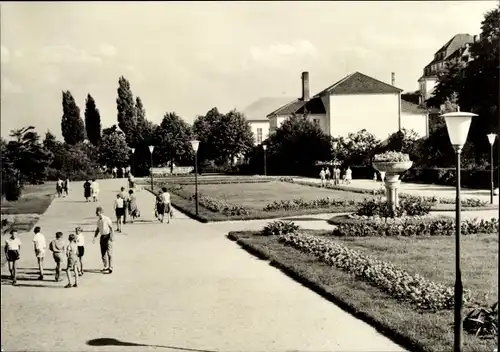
[[418, 33, 477, 104], [266, 71, 429, 141]]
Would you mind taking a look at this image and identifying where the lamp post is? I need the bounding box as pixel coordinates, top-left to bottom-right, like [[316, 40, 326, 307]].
[[442, 110, 477, 352], [190, 140, 200, 216], [148, 145, 155, 191], [262, 145, 267, 176], [487, 133, 496, 204], [131, 147, 136, 176]]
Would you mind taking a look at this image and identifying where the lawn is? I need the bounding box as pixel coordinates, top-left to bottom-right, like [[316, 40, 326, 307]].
[[182, 181, 371, 209], [2, 182, 56, 215], [228, 231, 498, 352]]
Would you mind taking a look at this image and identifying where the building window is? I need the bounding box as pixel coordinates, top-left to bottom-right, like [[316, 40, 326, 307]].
[[256, 128, 263, 144]]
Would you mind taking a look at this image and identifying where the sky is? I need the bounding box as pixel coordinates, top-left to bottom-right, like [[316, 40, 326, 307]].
[[1, 1, 497, 140]]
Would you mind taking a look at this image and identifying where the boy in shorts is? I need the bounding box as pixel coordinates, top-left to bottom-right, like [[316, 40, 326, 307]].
[[4, 229, 21, 285], [65, 233, 79, 288], [49, 232, 65, 282], [75, 227, 85, 276], [33, 226, 46, 280]]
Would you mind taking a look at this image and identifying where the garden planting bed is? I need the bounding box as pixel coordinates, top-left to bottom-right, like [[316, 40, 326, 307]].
[[148, 180, 368, 222], [228, 227, 498, 352]]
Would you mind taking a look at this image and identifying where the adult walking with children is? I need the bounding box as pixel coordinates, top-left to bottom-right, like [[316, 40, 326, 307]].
[[93, 206, 114, 274]]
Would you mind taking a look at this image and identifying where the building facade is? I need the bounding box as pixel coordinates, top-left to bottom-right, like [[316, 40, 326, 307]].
[[418, 33, 477, 104]]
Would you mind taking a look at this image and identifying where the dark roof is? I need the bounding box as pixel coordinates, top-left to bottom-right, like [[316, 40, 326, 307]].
[[435, 34, 474, 59], [298, 96, 326, 114], [313, 71, 403, 97], [267, 99, 306, 117], [242, 97, 295, 121], [401, 100, 426, 114]]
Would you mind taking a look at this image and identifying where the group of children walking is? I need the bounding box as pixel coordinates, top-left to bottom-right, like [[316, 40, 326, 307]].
[[56, 178, 70, 198], [319, 166, 352, 187], [83, 179, 100, 202], [4, 226, 85, 288]]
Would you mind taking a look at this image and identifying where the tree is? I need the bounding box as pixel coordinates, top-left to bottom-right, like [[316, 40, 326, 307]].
[[99, 129, 131, 168], [385, 128, 422, 162], [154, 112, 193, 172], [266, 113, 332, 175], [116, 76, 137, 146], [84, 94, 102, 146], [192, 108, 254, 165], [61, 91, 85, 145], [336, 129, 380, 166], [401, 91, 421, 105], [6, 126, 52, 184]]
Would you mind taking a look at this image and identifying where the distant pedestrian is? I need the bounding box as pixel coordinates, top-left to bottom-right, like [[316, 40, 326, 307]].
[[128, 173, 135, 189], [380, 171, 386, 183], [65, 233, 79, 288], [56, 178, 63, 198], [83, 179, 92, 202], [121, 167, 126, 178], [49, 232, 65, 282], [334, 167, 340, 185], [319, 168, 326, 187], [155, 188, 171, 223], [161, 187, 172, 224], [75, 227, 85, 276], [5, 229, 21, 285], [114, 194, 125, 232], [91, 179, 100, 202], [325, 167, 331, 184], [112, 167, 117, 179], [128, 189, 140, 223], [345, 167, 352, 185], [93, 206, 114, 274], [63, 177, 70, 197], [373, 172, 378, 182], [32, 226, 46, 280]]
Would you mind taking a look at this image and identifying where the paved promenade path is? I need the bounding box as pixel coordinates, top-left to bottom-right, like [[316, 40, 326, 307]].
[[1, 178, 405, 352]]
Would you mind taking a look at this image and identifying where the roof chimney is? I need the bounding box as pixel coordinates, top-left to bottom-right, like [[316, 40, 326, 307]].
[[391, 72, 395, 86], [301, 71, 310, 102]]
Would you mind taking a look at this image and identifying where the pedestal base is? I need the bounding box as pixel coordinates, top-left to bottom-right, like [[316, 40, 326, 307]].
[[384, 173, 401, 212]]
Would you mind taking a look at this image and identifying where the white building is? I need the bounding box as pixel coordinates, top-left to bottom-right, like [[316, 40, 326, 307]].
[[267, 71, 429, 141]]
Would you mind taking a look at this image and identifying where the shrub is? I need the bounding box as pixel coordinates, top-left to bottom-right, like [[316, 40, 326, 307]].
[[264, 197, 357, 212], [3, 181, 22, 201], [373, 151, 410, 162], [278, 232, 470, 310], [262, 220, 300, 236], [356, 196, 434, 217], [464, 302, 498, 338], [46, 168, 113, 181], [331, 216, 499, 237]]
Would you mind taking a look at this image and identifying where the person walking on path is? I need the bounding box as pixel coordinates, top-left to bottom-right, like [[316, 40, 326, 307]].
[[127, 189, 140, 223], [114, 194, 125, 232], [112, 167, 117, 179], [48, 232, 65, 282], [345, 167, 352, 185], [128, 173, 135, 189], [83, 180, 92, 202], [5, 229, 21, 285], [325, 167, 331, 184], [32, 226, 46, 280], [75, 227, 85, 276], [93, 206, 114, 274], [56, 178, 63, 198], [91, 179, 100, 202], [119, 187, 129, 224], [65, 234, 79, 288], [63, 177, 70, 197], [319, 168, 326, 187]]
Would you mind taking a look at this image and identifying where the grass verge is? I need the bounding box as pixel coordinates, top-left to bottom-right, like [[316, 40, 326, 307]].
[[227, 231, 497, 352]]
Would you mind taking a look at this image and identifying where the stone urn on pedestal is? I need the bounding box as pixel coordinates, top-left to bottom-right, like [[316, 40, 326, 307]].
[[372, 151, 413, 212]]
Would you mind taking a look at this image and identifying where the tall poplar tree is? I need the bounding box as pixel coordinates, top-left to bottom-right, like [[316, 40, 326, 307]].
[[84, 94, 102, 146], [116, 76, 136, 145], [61, 90, 85, 145]]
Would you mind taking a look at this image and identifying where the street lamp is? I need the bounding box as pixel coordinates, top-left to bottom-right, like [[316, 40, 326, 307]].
[[487, 133, 496, 204], [148, 145, 155, 191], [131, 147, 136, 176], [442, 110, 477, 352], [190, 140, 200, 216], [262, 145, 267, 176]]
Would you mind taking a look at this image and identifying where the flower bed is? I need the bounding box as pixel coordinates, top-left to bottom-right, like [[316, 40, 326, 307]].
[[263, 197, 357, 212], [187, 194, 251, 216], [329, 214, 499, 237], [356, 196, 434, 217], [373, 151, 411, 162], [278, 231, 471, 311]]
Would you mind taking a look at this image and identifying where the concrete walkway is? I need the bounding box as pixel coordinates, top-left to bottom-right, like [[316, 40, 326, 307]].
[[1, 178, 405, 352]]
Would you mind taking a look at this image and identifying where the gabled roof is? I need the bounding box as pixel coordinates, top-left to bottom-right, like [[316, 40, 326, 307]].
[[242, 97, 295, 121], [401, 100, 427, 115], [313, 71, 403, 97]]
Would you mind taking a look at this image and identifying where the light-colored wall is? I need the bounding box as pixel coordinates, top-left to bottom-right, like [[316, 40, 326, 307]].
[[420, 77, 438, 100], [401, 112, 429, 138], [329, 93, 399, 140], [248, 120, 270, 145]]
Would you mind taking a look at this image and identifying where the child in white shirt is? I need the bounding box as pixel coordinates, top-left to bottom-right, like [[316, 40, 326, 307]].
[[5, 229, 22, 285], [33, 226, 46, 280]]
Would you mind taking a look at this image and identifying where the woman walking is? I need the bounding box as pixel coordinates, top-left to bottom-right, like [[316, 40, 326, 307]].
[[128, 189, 140, 223], [83, 179, 92, 202]]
